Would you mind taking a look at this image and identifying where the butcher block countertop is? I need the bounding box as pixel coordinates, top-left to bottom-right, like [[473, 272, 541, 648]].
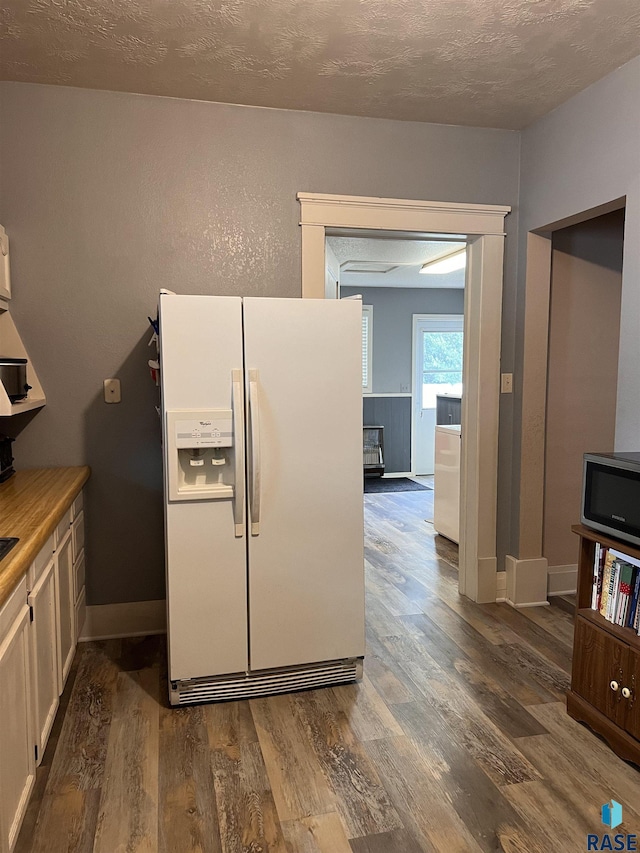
[[0, 467, 90, 609]]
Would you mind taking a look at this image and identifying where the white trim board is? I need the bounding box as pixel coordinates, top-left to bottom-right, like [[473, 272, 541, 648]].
[[380, 472, 413, 478], [547, 564, 578, 597], [496, 571, 507, 603], [79, 599, 167, 641], [363, 393, 412, 398], [505, 555, 550, 608]]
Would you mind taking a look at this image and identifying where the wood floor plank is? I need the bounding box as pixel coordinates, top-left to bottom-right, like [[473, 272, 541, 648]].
[[402, 612, 549, 739], [250, 694, 336, 824], [364, 736, 484, 852], [281, 812, 352, 853], [158, 704, 222, 853], [515, 730, 640, 834], [392, 701, 532, 852], [380, 632, 541, 787], [502, 780, 594, 852], [326, 675, 404, 742], [525, 701, 640, 816], [349, 827, 426, 853], [362, 651, 415, 706], [204, 701, 288, 853], [365, 569, 423, 617], [93, 666, 160, 853], [482, 603, 573, 673], [518, 602, 575, 649], [290, 689, 403, 838], [23, 642, 120, 853], [364, 590, 402, 638], [415, 597, 559, 705]]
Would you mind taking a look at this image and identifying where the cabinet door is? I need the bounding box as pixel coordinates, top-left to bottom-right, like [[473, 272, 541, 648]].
[[55, 530, 76, 691], [572, 616, 628, 727], [71, 510, 84, 568], [28, 558, 60, 763], [624, 646, 640, 741], [0, 606, 35, 853]]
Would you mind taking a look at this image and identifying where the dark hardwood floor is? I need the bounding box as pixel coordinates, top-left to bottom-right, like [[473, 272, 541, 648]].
[[16, 490, 640, 852]]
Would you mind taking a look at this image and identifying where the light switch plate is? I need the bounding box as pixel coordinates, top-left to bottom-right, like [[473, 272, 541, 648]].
[[501, 373, 513, 394], [104, 378, 121, 403]]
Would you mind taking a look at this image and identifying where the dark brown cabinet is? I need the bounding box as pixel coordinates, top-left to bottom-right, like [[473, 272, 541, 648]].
[[568, 525, 640, 765]]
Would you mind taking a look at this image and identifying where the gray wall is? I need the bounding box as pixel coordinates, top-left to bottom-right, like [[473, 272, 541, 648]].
[[340, 286, 464, 393], [0, 81, 520, 605], [514, 54, 640, 557]]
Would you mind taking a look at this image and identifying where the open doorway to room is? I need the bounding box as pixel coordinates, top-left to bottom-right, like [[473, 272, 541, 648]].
[[298, 193, 510, 604], [516, 200, 626, 607], [544, 208, 625, 596], [325, 232, 466, 576]]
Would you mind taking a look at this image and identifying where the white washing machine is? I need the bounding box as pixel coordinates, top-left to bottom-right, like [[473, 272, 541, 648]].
[[434, 424, 461, 544]]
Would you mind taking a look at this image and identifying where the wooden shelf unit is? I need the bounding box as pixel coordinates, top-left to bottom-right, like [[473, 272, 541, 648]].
[[568, 523, 640, 765], [0, 304, 46, 417]]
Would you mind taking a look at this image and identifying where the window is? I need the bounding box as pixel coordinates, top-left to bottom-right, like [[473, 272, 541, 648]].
[[414, 315, 464, 409], [362, 305, 373, 393]]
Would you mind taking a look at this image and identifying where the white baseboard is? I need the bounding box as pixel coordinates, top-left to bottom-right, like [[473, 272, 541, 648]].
[[505, 555, 550, 608], [79, 599, 167, 641], [381, 472, 414, 478], [496, 571, 507, 602], [547, 564, 578, 596]]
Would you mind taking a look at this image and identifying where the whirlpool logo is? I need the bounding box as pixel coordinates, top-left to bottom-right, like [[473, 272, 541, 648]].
[[586, 800, 637, 851]]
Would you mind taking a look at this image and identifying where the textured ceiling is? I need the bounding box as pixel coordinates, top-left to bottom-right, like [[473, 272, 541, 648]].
[[1, 0, 640, 129], [328, 236, 465, 288]]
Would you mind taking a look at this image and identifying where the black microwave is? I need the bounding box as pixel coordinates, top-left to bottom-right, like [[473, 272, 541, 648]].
[[582, 452, 640, 547]]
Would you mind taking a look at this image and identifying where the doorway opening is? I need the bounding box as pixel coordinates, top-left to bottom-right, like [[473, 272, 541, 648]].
[[412, 313, 464, 477], [298, 193, 510, 603], [516, 200, 626, 606]]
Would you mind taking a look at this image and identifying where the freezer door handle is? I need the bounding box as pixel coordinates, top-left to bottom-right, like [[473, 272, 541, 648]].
[[248, 369, 261, 535], [232, 369, 245, 537]]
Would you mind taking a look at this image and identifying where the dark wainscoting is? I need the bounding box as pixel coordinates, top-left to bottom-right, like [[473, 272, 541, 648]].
[[363, 396, 411, 474]]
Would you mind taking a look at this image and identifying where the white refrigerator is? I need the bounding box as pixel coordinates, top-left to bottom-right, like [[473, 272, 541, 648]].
[[159, 293, 365, 705]]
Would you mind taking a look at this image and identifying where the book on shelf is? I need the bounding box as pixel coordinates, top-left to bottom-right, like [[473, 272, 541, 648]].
[[606, 559, 621, 622], [628, 569, 640, 629], [591, 542, 601, 610], [591, 545, 640, 634], [616, 562, 634, 626], [599, 549, 615, 618]]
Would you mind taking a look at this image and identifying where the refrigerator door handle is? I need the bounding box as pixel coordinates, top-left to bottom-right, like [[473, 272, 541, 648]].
[[248, 368, 261, 535], [232, 369, 245, 537]]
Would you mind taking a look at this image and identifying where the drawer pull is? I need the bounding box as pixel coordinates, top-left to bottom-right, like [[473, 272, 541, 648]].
[[622, 687, 632, 700], [610, 680, 620, 692]]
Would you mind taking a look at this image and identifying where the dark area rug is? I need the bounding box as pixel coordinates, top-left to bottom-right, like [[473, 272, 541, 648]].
[[364, 477, 432, 493]]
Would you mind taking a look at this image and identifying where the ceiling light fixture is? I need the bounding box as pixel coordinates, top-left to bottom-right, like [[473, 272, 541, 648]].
[[419, 248, 466, 275]]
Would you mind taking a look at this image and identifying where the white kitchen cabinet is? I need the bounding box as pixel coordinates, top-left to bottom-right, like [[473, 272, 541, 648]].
[[0, 580, 35, 853], [0, 469, 89, 850], [27, 557, 59, 764], [55, 529, 76, 690]]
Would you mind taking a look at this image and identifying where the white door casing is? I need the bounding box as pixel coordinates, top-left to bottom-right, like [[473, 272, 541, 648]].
[[297, 193, 509, 604]]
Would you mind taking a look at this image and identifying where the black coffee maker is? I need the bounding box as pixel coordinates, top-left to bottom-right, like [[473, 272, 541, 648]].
[[0, 434, 15, 482]]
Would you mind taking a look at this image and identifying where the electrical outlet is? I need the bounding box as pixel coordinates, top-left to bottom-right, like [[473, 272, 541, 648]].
[[501, 373, 513, 394], [104, 378, 121, 403]]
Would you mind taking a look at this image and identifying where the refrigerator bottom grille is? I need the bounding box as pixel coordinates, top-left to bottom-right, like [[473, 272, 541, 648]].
[[170, 657, 363, 705]]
